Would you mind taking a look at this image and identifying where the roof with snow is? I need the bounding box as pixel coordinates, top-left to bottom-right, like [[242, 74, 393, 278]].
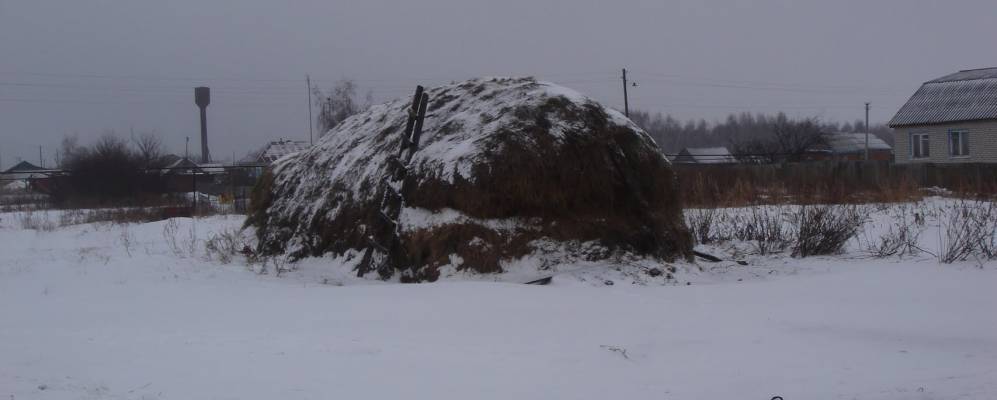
[[890, 67, 997, 127], [161, 158, 225, 174], [163, 157, 199, 171], [674, 147, 736, 164], [818, 132, 891, 154], [249, 139, 310, 164]]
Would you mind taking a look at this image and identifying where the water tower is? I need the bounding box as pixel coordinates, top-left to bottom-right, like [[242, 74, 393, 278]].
[[194, 87, 211, 163]]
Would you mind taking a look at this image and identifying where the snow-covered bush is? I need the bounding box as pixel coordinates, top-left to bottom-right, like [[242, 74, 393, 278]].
[[863, 203, 926, 258], [162, 219, 196, 257], [686, 208, 720, 244], [936, 200, 997, 263], [204, 228, 246, 264], [745, 206, 791, 255], [686, 205, 791, 255], [791, 205, 865, 257]]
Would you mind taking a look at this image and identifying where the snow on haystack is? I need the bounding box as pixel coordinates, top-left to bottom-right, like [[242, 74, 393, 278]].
[[248, 77, 692, 281]]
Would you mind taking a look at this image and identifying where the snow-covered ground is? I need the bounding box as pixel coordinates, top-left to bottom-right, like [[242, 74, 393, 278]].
[[1, 203, 996, 399]]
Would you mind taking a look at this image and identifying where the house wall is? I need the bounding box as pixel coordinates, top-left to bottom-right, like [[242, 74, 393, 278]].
[[894, 120, 997, 163]]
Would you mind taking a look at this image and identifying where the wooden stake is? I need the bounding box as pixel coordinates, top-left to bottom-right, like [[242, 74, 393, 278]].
[[407, 93, 430, 161], [398, 86, 424, 158]]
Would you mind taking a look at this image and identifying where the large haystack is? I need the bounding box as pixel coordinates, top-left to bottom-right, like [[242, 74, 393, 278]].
[[248, 77, 691, 281]]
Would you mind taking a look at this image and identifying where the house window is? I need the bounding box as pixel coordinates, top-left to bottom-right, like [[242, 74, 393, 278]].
[[910, 133, 930, 159], [949, 130, 969, 157]]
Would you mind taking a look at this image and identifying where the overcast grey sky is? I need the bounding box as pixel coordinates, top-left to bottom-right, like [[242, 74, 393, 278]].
[[2, 0, 996, 167]]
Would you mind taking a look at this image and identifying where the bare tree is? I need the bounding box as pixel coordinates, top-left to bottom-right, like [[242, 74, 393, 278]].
[[730, 117, 824, 163], [313, 79, 373, 135], [133, 132, 165, 168], [772, 118, 824, 161], [59, 134, 82, 168]]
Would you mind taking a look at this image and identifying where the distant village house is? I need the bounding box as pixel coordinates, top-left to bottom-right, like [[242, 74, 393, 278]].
[[806, 132, 892, 161], [672, 147, 737, 164], [890, 67, 997, 163], [239, 139, 310, 178]]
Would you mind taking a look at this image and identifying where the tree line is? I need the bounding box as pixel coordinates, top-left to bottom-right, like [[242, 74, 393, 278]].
[[629, 110, 894, 158]]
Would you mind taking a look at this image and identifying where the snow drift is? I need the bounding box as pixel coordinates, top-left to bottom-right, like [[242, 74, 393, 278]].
[[248, 77, 691, 281]]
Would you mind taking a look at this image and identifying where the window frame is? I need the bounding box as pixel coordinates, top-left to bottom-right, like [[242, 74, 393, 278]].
[[909, 132, 930, 159], [948, 130, 970, 158]]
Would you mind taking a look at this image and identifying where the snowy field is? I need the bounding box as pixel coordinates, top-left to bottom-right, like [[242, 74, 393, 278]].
[[1, 202, 996, 399]]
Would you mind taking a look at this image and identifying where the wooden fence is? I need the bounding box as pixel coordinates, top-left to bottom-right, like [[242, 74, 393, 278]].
[[673, 161, 997, 206]]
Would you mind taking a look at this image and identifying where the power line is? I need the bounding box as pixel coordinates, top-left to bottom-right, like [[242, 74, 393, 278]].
[[632, 76, 908, 95], [629, 70, 911, 92], [2, 68, 912, 93], [0, 97, 307, 106]]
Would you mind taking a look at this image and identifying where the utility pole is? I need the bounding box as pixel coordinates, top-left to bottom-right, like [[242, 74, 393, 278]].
[[307, 75, 314, 146], [39, 146, 43, 168], [864, 102, 871, 161], [185, 136, 190, 160], [327, 96, 333, 132], [621, 68, 630, 118]]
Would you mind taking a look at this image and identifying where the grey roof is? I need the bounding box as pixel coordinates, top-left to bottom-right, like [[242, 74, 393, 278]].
[[890, 68, 997, 127], [161, 158, 226, 174], [674, 147, 736, 164], [161, 157, 200, 174], [819, 132, 891, 154], [244, 139, 310, 164], [927, 67, 997, 83], [3, 161, 44, 173]]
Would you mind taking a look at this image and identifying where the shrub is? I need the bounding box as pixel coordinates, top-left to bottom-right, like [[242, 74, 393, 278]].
[[863, 203, 926, 258], [204, 228, 245, 264], [54, 133, 169, 205], [746, 206, 791, 255], [686, 208, 719, 244], [162, 218, 197, 257], [936, 200, 997, 263], [791, 205, 865, 257], [686, 205, 790, 255]]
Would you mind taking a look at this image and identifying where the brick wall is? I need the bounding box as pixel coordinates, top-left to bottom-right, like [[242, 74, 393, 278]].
[[894, 120, 997, 163]]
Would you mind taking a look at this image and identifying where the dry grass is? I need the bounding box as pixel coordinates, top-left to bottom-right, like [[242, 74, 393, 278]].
[[673, 161, 988, 208]]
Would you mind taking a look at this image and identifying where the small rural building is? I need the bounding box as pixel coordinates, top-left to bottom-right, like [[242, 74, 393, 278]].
[[238, 139, 310, 179], [672, 147, 737, 164], [1, 161, 51, 180], [890, 67, 997, 163], [161, 157, 202, 175], [806, 132, 892, 161], [160, 157, 226, 194], [244, 139, 310, 165], [1, 161, 60, 193]]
